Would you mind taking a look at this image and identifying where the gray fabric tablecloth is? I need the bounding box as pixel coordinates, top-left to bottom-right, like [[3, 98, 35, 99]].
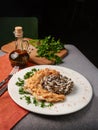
[[1, 44, 98, 130]]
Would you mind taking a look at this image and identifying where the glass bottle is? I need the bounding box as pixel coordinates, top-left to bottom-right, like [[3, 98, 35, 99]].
[[9, 26, 30, 68]]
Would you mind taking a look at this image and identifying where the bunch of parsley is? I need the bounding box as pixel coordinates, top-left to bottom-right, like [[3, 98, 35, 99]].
[[29, 36, 65, 64]]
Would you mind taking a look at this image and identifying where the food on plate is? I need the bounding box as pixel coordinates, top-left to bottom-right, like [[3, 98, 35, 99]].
[[41, 74, 73, 95], [24, 68, 74, 103]]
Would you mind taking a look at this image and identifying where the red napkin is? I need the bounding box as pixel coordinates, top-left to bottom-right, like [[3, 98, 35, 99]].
[[0, 53, 35, 130]]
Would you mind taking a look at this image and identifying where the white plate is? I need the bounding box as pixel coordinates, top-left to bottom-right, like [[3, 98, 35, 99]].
[[8, 65, 93, 115]]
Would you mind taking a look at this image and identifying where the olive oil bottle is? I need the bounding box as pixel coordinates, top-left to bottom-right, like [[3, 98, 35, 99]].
[[9, 26, 29, 68]]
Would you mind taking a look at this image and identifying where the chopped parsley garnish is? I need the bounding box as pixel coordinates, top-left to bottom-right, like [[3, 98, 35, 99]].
[[16, 68, 54, 108], [33, 97, 39, 106], [19, 87, 29, 95], [24, 68, 38, 79], [20, 96, 53, 107], [32, 97, 53, 108], [20, 95, 31, 104], [24, 95, 31, 104], [16, 77, 24, 86]]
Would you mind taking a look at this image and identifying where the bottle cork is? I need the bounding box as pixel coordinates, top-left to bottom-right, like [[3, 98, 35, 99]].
[[14, 26, 23, 37]]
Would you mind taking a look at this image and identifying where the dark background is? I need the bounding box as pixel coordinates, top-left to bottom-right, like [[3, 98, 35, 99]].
[[0, 0, 98, 68]]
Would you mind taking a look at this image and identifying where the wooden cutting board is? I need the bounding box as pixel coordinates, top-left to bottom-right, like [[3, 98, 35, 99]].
[[1, 39, 68, 65]]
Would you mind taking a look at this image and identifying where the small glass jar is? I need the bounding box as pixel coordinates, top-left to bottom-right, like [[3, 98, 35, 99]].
[[9, 26, 30, 68]]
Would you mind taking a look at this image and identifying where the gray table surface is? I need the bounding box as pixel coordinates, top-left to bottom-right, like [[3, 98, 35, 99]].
[[0, 44, 98, 130]]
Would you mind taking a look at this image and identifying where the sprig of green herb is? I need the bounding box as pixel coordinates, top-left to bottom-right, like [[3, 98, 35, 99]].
[[19, 87, 30, 95], [16, 68, 38, 87], [33, 97, 53, 108], [33, 97, 39, 106], [24, 68, 38, 79], [24, 95, 31, 104], [20, 96, 53, 107], [16, 77, 24, 86], [20, 95, 31, 104]]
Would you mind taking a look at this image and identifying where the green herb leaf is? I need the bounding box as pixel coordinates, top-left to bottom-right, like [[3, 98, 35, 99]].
[[24, 95, 31, 104], [24, 68, 38, 79], [19, 87, 30, 94], [33, 97, 39, 106], [16, 77, 24, 86]]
